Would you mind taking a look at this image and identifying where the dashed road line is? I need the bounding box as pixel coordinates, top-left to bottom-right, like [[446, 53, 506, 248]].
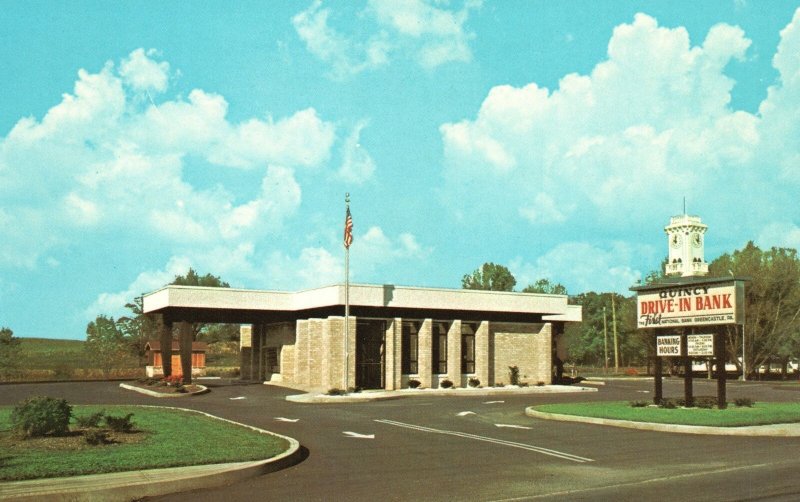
[[374, 419, 594, 463]]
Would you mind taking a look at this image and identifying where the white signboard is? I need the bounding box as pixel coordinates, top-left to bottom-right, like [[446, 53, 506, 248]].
[[687, 334, 714, 357], [240, 325, 252, 348], [637, 281, 743, 329], [656, 335, 682, 357]]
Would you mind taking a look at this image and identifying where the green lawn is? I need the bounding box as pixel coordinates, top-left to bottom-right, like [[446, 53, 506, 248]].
[[0, 405, 290, 481], [533, 401, 800, 427]]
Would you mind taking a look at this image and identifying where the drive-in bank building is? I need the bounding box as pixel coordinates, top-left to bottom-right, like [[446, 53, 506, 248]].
[[142, 284, 581, 391]]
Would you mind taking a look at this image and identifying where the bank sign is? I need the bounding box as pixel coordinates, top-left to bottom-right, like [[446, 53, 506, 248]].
[[636, 280, 744, 329]]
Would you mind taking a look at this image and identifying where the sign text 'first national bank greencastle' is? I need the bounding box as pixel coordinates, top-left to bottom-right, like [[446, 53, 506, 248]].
[[636, 280, 745, 329]]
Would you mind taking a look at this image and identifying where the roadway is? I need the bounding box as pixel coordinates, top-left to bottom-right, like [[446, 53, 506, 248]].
[[2, 378, 800, 501]]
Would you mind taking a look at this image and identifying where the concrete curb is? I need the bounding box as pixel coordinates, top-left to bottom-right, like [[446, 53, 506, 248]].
[[0, 406, 302, 502], [119, 382, 209, 397], [525, 407, 800, 436], [287, 385, 597, 403]]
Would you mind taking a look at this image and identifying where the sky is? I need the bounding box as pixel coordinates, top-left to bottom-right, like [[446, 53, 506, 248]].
[[1, 1, 799, 340]]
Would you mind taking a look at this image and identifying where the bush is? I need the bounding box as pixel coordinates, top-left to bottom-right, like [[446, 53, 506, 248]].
[[536, 381, 545, 387], [508, 366, 520, 386], [629, 400, 649, 407], [10, 396, 72, 438], [327, 388, 346, 396], [407, 379, 421, 389], [468, 377, 480, 388], [696, 396, 718, 409], [163, 375, 183, 386], [104, 413, 135, 433], [84, 429, 108, 445], [625, 367, 639, 376], [735, 397, 755, 408], [659, 399, 676, 409], [440, 379, 454, 389], [494, 382, 505, 387], [75, 410, 105, 429], [347, 386, 363, 394]]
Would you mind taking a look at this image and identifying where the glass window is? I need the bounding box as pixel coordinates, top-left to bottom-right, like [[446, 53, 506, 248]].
[[461, 323, 476, 374], [432, 321, 449, 374], [401, 321, 419, 374]]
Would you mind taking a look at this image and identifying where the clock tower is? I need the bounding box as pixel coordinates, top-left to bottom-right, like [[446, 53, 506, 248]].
[[664, 214, 708, 277]]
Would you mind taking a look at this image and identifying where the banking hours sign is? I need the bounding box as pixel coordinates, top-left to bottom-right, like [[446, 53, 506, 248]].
[[633, 277, 745, 329]]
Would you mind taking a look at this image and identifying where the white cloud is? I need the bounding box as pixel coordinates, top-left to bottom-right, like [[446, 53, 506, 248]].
[[338, 120, 376, 183], [510, 241, 647, 295], [0, 49, 334, 267], [119, 48, 170, 93], [86, 256, 191, 319], [293, 0, 480, 78], [758, 222, 800, 250], [440, 10, 800, 244]]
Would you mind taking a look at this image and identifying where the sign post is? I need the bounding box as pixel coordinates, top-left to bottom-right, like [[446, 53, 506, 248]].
[[632, 277, 746, 408]]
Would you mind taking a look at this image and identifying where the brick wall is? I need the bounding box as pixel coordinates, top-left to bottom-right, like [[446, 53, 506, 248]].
[[491, 322, 551, 385]]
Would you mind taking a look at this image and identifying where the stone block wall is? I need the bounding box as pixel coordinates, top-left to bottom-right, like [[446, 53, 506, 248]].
[[491, 322, 551, 385]]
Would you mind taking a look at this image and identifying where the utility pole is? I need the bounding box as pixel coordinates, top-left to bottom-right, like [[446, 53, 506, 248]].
[[603, 306, 609, 374], [612, 294, 619, 371]]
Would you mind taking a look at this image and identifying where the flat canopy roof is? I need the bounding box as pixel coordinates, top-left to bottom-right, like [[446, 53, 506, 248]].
[[142, 283, 582, 325]]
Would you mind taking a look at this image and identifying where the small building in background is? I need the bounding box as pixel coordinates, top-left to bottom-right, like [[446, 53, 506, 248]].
[[144, 340, 207, 378]]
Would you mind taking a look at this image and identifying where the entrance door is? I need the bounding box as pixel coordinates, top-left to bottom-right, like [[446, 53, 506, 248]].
[[356, 321, 385, 389]]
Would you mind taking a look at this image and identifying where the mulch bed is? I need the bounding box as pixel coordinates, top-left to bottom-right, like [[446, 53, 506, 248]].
[[0, 429, 146, 452]]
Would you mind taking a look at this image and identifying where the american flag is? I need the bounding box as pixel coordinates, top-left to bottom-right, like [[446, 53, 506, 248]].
[[344, 206, 353, 249]]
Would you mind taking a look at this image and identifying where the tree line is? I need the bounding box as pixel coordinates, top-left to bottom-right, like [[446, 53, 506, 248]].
[[464, 241, 800, 378]]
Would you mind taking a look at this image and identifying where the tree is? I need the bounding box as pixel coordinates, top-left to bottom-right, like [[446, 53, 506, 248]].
[[0, 327, 22, 380], [523, 279, 568, 295], [170, 268, 235, 340], [116, 296, 156, 364], [86, 315, 129, 377], [709, 242, 800, 379], [462, 263, 516, 291], [172, 268, 230, 288]]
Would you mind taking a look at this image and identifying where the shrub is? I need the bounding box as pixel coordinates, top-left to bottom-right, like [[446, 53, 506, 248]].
[[734, 397, 755, 408], [104, 413, 135, 433], [75, 410, 105, 429], [468, 377, 480, 388], [327, 388, 346, 396], [440, 379, 454, 389], [10, 396, 72, 438], [347, 386, 363, 394], [84, 429, 108, 445], [629, 400, 649, 407], [508, 366, 520, 386], [696, 396, 718, 409], [163, 375, 183, 386], [494, 382, 505, 387], [625, 367, 639, 376], [659, 399, 676, 409], [536, 381, 545, 387], [407, 379, 421, 388]]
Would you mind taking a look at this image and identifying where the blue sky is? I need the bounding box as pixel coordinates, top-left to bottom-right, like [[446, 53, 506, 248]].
[[1, 1, 799, 340]]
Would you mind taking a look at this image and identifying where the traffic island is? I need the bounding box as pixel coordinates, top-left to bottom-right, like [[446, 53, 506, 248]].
[[0, 405, 302, 500], [526, 401, 800, 436]]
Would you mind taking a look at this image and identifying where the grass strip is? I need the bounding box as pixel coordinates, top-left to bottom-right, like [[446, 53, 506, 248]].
[[533, 401, 800, 427], [0, 405, 289, 481]]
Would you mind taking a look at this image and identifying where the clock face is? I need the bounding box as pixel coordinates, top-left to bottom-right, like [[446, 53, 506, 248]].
[[692, 233, 702, 248], [671, 233, 682, 248]]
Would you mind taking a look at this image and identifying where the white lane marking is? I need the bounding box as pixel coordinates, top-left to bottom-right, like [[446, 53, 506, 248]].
[[457, 411, 476, 416], [343, 431, 375, 439], [229, 396, 246, 400], [637, 390, 650, 393], [484, 400, 505, 404], [495, 424, 532, 430], [274, 417, 299, 422], [375, 419, 593, 463]]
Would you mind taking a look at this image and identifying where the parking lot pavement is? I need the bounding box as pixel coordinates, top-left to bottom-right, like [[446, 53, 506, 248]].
[[4, 379, 800, 501]]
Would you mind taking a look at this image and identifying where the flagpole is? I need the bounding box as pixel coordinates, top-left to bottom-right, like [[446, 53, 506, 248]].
[[344, 193, 351, 391]]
